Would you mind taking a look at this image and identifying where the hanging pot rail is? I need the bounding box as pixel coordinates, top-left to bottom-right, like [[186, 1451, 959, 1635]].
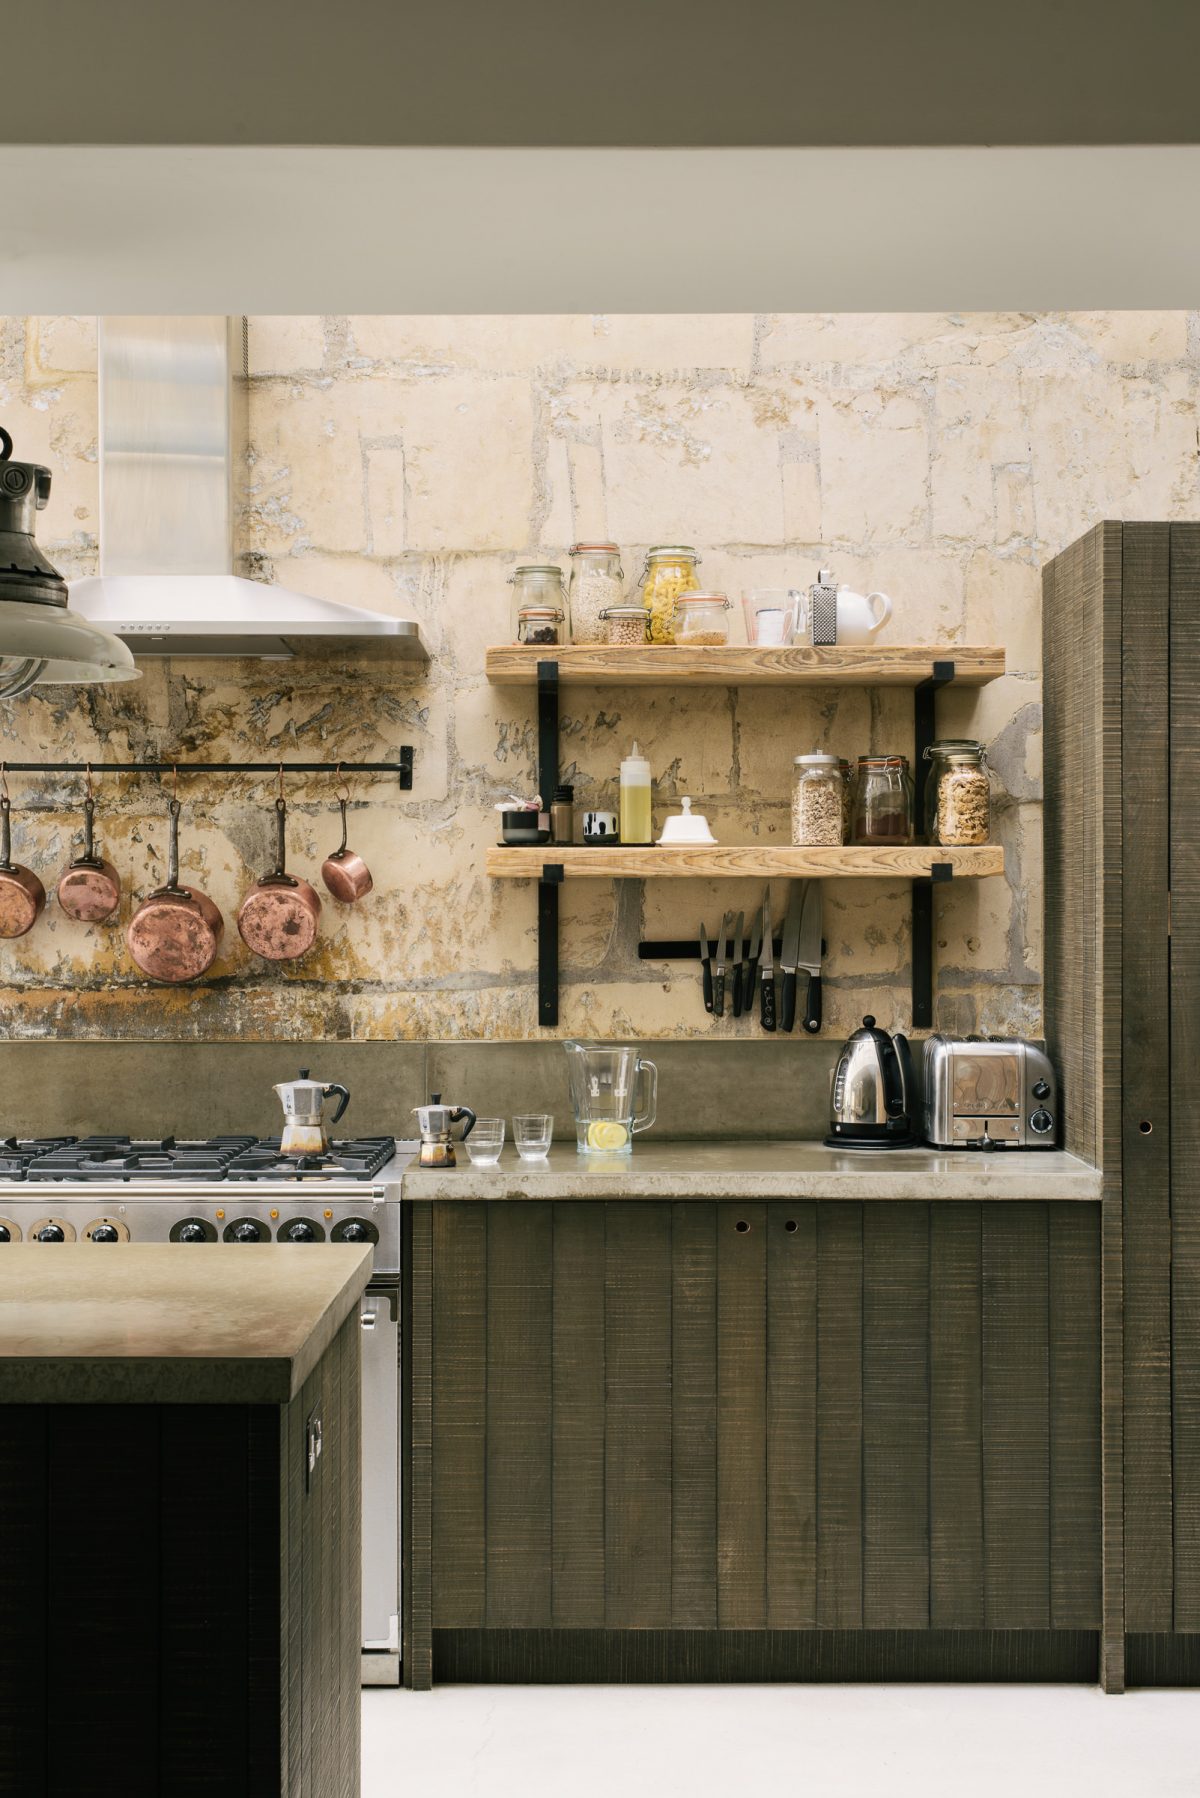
[[0, 752, 413, 788]]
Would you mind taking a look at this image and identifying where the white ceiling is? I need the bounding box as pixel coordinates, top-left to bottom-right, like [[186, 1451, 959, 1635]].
[[3, 147, 1199, 314]]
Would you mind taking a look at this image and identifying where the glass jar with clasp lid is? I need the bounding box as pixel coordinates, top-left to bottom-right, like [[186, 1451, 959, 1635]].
[[923, 740, 991, 845], [851, 755, 914, 845], [638, 546, 701, 645], [509, 565, 568, 645], [567, 543, 624, 644]]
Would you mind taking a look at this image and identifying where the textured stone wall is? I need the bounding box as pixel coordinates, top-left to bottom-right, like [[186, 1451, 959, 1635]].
[[1, 311, 1196, 1042]]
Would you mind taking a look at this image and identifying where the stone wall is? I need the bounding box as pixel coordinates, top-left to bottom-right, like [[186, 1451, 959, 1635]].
[[1, 311, 1196, 1042]]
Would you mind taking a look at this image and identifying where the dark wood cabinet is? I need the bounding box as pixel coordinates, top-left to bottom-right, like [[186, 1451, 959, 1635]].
[[408, 1198, 1101, 1683]]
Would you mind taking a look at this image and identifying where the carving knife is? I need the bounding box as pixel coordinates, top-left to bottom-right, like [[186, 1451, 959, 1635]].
[[712, 909, 732, 1018], [743, 904, 762, 1019], [796, 878, 824, 1034], [729, 909, 746, 1017], [779, 881, 805, 1033], [759, 888, 776, 1031], [699, 921, 713, 1014]]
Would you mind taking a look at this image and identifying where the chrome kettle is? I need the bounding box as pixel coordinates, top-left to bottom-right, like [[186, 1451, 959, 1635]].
[[825, 1015, 917, 1149], [273, 1069, 351, 1156]]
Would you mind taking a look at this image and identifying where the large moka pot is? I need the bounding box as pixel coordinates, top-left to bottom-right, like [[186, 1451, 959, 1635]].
[[273, 1069, 352, 1155]]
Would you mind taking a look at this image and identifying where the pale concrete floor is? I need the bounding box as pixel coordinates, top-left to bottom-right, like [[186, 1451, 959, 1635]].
[[363, 1683, 1200, 1797]]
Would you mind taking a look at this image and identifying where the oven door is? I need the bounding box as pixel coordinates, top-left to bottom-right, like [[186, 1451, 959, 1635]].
[[360, 1286, 401, 1683]]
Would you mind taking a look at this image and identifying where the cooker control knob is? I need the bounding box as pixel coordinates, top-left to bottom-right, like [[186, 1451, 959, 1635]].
[[90, 1224, 120, 1243], [284, 1221, 317, 1243], [0, 1225, 10, 1243], [340, 1222, 370, 1243], [178, 1222, 207, 1243], [232, 1221, 262, 1243], [36, 1224, 65, 1242], [1032, 1080, 1051, 1101], [1030, 1109, 1054, 1135]]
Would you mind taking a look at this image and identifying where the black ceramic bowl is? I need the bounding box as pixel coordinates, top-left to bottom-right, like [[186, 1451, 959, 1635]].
[[501, 811, 551, 846]]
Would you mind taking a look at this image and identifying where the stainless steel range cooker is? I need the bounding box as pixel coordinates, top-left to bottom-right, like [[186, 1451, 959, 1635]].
[[0, 1131, 416, 1686]]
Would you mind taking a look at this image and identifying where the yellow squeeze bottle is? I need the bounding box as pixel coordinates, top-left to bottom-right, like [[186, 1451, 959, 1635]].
[[619, 741, 653, 845]]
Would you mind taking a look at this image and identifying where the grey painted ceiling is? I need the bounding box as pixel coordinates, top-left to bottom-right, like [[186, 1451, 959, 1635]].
[[3, 0, 1198, 147]]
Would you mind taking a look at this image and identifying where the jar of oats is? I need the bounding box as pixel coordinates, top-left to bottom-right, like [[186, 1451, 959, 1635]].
[[638, 546, 701, 645], [792, 754, 845, 847], [923, 740, 991, 845], [568, 543, 624, 644]]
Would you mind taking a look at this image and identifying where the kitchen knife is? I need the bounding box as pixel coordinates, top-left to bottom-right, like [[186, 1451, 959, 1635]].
[[779, 881, 805, 1033], [796, 879, 824, 1034], [729, 909, 745, 1017], [759, 888, 776, 1031], [699, 922, 713, 1014], [712, 910, 732, 1018], [744, 905, 762, 1019]]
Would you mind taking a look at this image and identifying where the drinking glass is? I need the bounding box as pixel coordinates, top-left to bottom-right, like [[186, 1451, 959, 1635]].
[[513, 1114, 553, 1160], [466, 1118, 505, 1166], [742, 588, 804, 646]]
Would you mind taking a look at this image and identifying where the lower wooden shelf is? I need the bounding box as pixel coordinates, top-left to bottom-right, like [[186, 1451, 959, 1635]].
[[486, 844, 1005, 879]]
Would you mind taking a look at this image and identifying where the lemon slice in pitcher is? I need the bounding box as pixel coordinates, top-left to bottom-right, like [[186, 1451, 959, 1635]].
[[586, 1120, 629, 1153]]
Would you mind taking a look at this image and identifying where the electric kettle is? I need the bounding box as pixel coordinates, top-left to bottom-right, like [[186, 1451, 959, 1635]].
[[273, 1069, 351, 1155], [825, 1015, 917, 1149]]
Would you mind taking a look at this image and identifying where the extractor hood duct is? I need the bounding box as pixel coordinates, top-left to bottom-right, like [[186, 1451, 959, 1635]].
[[70, 317, 426, 662]]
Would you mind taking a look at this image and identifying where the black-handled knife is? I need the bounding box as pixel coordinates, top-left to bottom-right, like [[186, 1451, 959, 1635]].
[[712, 910, 732, 1019], [744, 906, 762, 1020], [699, 922, 713, 1014], [759, 888, 776, 1031], [779, 882, 804, 1034], [729, 910, 745, 1017], [796, 880, 823, 1034]]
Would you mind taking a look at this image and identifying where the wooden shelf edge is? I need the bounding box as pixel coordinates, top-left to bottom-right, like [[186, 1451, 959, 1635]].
[[484, 643, 1006, 687], [486, 845, 1006, 880]]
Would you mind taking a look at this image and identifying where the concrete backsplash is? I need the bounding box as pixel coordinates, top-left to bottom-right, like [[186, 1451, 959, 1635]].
[[1, 311, 1197, 1044]]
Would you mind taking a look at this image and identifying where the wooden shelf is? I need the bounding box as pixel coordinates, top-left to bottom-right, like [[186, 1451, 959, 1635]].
[[485, 643, 1006, 688], [486, 844, 1005, 880]]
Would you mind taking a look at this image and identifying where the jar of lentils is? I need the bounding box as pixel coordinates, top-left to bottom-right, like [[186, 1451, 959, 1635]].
[[792, 754, 845, 847], [567, 543, 624, 644], [510, 565, 568, 643], [638, 546, 701, 645], [924, 740, 991, 845], [599, 604, 648, 647]]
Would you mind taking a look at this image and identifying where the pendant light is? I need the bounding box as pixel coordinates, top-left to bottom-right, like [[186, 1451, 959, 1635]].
[[0, 426, 139, 699]]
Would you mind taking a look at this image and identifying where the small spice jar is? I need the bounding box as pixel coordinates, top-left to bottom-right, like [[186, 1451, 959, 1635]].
[[673, 593, 731, 647], [510, 565, 568, 643], [924, 740, 991, 845], [851, 755, 914, 845], [792, 754, 845, 847], [550, 783, 575, 845], [638, 546, 701, 645], [568, 543, 624, 644], [600, 604, 649, 647]]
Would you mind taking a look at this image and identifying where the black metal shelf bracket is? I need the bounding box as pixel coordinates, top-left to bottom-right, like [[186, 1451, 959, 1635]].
[[0, 752, 414, 790], [534, 661, 563, 1026], [911, 660, 956, 1029]]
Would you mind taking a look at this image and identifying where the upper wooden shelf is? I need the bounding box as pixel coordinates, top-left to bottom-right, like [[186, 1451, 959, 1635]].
[[485, 644, 1006, 688], [486, 844, 1005, 880]]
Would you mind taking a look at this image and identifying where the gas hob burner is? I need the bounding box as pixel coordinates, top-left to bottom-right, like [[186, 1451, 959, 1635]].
[[225, 1137, 396, 1182], [0, 1136, 78, 1180], [26, 1135, 259, 1182]]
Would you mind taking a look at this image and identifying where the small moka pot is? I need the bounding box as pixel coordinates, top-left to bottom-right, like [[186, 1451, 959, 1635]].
[[412, 1095, 477, 1169]]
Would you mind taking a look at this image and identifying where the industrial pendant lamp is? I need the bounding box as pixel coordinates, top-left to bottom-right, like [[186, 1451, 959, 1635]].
[[0, 426, 139, 699]]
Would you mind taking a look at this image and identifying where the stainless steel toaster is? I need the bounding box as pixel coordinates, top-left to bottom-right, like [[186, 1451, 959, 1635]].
[[922, 1035, 1058, 1149]]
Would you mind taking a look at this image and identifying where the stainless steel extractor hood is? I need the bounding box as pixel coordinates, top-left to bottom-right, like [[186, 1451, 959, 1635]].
[[70, 317, 427, 662]]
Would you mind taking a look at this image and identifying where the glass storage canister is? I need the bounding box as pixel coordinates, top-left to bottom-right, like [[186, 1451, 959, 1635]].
[[510, 565, 568, 644], [792, 754, 845, 847], [600, 604, 648, 647], [851, 755, 915, 845], [924, 740, 991, 845], [673, 592, 731, 647], [568, 543, 624, 644], [638, 545, 701, 645], [838, 758, 852, 843]]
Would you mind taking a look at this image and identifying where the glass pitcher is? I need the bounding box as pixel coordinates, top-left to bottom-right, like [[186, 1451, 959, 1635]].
[[563, 1041, 657, 1155]]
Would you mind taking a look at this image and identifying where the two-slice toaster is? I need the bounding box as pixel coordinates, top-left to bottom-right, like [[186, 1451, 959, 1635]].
[[922, 1035, 1058, 1149]]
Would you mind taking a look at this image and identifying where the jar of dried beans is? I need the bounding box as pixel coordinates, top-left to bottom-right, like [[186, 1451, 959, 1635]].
[[510, 565, 568, 643], [600, 604, 648, 647], [924, 741, 991, 845], [567, 543, 624, 644], [792, 754, 845, 847]]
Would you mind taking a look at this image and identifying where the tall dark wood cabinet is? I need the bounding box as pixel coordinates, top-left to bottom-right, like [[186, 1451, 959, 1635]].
[[1043, 521, 1200, 1692]]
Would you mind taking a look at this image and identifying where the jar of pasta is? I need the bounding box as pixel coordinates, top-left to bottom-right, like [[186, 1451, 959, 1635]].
[[923, 740, 991, 845], [638, 546, 701, 645]]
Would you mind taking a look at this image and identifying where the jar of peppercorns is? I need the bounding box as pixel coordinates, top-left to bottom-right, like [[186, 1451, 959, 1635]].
[[510, 565, 568, 644]]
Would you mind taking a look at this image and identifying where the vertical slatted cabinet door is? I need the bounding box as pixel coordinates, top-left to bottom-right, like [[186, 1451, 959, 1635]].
[[605, 1202, 674, 1627], [0, 1409, 45, 1795], [1121, 522, 1174, 1633], [1049, 1204, 1103, 1629], [982, 1205, 1050, 1628], [486, 1203, 554, 1627], [863, 1206, 930, 1627], [717, 1203, 768, 1628], [1172, 523, 1200, 1629], [671, 1202, 718, 1629], [552, 1204, 607, 1628], [766, 1204, 817, 1628], [929, 1206, 984, 1628], [432, 1204, 488, 1627], [816, 1203, 863, 1627]]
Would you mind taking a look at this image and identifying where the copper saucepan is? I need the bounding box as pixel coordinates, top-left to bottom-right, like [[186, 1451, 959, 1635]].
[[0, 775, 46, 939], [321, 790, 373, 903], [57, 781, 121, 923], [127, 797, 224, 982], [238, 796, 322, 962]]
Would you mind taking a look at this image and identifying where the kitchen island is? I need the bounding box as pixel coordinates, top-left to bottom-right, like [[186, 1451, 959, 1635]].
[[0, 1245, 371, 1798], [402, 1140, 1103, 1689]]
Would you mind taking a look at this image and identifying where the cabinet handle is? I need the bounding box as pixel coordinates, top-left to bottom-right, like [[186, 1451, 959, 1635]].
[[734, 1219, 751, 1234], [784, 1219, 799, 1234]]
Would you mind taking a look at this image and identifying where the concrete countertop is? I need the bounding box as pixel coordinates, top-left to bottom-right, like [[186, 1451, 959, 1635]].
[[0, 1243, 373, 1405], [402, 1139, 1102, 1202]]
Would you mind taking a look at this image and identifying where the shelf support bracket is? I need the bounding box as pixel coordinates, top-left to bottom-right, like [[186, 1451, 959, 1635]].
[[538, 864, 564, 1028], [537, 660, 559, 807], [911, 660, 956, 1030]]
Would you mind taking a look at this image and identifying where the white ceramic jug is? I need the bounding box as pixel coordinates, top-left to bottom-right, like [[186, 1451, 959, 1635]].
[[832, 583, 892, 645]]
